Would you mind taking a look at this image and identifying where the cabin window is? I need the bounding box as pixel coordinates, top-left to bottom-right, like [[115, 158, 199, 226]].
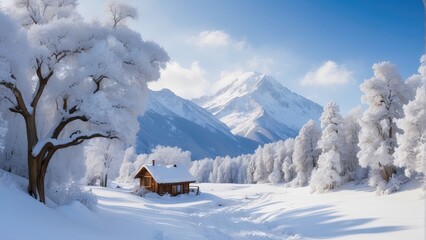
[[143, 176, 152, 187], [172, 185, 182, 195]]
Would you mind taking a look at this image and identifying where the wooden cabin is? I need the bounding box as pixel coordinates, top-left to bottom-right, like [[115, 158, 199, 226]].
[[134, 160, 196, 196]]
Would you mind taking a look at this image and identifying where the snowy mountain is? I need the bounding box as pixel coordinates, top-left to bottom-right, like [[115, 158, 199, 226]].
[[136, 89, 259, 159], [196, 72, 323, 143]]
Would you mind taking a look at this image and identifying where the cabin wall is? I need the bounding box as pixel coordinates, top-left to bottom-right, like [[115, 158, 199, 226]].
[[139, 171, 156, 192], [156, 182, 192, 196]]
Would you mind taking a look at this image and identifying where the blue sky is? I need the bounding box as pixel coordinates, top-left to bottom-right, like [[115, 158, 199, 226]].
[[78, 0, 424, 113]]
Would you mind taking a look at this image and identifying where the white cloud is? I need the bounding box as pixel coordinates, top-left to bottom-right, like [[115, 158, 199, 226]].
[[190, 30, 246, 49], [301, 61, 352, 86], [213, 69, 246, 92], [247, 57, 275, 74], [149, 61, 210, 99]]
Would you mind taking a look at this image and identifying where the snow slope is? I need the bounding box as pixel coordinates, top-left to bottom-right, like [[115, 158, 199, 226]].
[[1, 170, 424, 240], [196, 72, 323, 143], [137, 89, 259, 159]]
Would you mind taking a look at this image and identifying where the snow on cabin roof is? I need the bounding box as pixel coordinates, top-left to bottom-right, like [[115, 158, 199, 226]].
[[137, 164, 196, 184]]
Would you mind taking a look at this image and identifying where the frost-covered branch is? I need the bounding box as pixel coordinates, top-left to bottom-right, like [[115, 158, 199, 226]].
[[51, 114, 89, 139], [33, 130, 117, 157], [107, 1, 138, 28], [0, 81, 32, 116]]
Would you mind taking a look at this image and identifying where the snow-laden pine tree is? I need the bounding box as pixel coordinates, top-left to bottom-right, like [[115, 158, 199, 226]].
[[0, 1, 168, 203], [310, 102, 345, 193], [394, 84, 426, 188], [358, 62, 410, 194], [291, 120, 321, 187]]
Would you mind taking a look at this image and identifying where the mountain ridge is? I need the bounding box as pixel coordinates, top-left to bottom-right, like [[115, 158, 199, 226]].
[[136, 89, 259, 160]]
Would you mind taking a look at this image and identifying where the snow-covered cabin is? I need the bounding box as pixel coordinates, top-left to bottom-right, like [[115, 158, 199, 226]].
[[134, 160, 196, 196]]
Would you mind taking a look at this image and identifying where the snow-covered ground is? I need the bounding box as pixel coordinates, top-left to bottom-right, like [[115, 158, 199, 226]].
[[1, 175, 424, 240]]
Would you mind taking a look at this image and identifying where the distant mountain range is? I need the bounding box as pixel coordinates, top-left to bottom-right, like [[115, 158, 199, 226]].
[[137, 72, 322, 159], [136, 89, 259, 160]]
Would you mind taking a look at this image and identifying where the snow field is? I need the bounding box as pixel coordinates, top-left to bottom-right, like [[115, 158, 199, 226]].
[[1, 178, 424, 240]]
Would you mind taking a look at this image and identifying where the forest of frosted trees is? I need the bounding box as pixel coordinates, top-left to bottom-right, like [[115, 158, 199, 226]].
[[189, 59, 426, 195]]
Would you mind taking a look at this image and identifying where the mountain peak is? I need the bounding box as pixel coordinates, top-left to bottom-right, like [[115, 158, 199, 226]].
[[197, 72, 323, 143]]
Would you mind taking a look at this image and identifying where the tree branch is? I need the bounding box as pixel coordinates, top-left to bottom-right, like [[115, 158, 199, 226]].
[[51, 114, 89, 139], [91, 75, 107, 93], [0, 81, 31, 117], [54, 132, 118, 151], [31, 59, 54, 108]]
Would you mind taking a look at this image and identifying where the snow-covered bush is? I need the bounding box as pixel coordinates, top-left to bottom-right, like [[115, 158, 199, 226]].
[[133, 186, 149, 197], [0, 170, 14, 188], [47, 182, 98, 211]]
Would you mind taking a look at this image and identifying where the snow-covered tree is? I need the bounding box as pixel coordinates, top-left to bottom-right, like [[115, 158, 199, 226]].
[[268, 141, 285, 184], [117, 146, 137, 183], [291, 120, 321, 187], [216, 156, 234, 183], [105, 0, 138, 28], [84, 139, 123, 187], [342, 107, 366, 181], [406, 55, 426, 96], [190, 158, 214, 183], [310, 102, 345, 193], [148, 145, 192, 169], [394, 84, 426, 186], [0, 1, 168, 203], [281, 138, 295, 182], [268, 139, 294, 184], [236, 155, 250, 184], [358, 62, 410, 194], [252, 146, 267, 183]]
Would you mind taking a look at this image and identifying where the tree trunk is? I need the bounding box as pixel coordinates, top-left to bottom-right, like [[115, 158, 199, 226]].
[[379, 163, 396, 182], [25, 114, 39, 199], [37, 162, 46, 204], [28, 154, 38, 198]]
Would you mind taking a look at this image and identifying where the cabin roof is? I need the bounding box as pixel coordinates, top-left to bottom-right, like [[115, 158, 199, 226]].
[[135, 164, 196, 184]]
